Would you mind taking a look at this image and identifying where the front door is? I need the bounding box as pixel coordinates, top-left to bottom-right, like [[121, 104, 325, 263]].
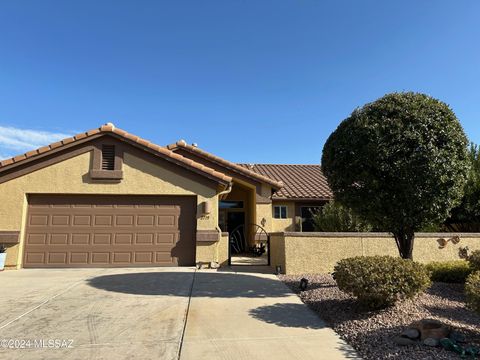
[[227, 212, 245, 254]]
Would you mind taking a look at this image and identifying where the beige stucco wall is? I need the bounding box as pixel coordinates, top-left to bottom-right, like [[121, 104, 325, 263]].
[[196, 232, 229, 266], [256, 203, 272, 232], [272, 232, 480, 275], [269, 233, 286, 272], [0, 150, 220, 268], [271, 201, 296, 232]]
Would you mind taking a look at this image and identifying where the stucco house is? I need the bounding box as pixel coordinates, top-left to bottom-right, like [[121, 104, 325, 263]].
[[0, 123, 331, 269]]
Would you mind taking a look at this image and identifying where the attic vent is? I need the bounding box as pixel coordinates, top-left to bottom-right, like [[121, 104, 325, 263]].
[[101, 145, 115, 170]]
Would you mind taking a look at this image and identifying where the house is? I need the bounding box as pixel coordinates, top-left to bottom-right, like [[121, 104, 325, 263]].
[[0, 123, 331, 269]]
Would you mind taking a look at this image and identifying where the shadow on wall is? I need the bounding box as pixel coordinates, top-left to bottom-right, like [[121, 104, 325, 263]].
[[88, 271, 291, 298], [249, 303, 327, 329]]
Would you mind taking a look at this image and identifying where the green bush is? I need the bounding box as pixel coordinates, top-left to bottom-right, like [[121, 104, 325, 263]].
[[311, 201, 372, 232], [468, 250, 480, 271], [333, 256, 431, 309], [425, 261, 472, 283], [465, 271, 480, 314]]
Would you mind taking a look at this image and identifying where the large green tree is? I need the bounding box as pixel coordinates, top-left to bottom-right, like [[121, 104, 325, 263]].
[[444, 143, 480, 231], [322, 92, 469, 259]]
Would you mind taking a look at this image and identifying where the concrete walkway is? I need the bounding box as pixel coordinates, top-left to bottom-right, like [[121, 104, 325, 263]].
[[180, 268, 358, 360]]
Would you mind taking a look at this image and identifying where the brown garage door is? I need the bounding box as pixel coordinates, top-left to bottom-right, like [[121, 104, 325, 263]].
[[23, 195, 196, 268]]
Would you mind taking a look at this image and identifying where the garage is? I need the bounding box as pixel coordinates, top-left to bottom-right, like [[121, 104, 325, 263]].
[[23, 194, 197, 268]]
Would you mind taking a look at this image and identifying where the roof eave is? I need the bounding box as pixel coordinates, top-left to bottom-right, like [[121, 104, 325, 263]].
[[272, 197, 332, 202], [167, 142, 283, 189], [0, 125, 233, 187]]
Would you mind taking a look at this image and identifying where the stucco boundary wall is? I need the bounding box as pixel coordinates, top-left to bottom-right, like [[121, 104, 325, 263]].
[[269, 232, 480, 275]]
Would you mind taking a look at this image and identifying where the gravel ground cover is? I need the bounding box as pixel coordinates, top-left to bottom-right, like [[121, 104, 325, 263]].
[[281, 274, 480, 360]]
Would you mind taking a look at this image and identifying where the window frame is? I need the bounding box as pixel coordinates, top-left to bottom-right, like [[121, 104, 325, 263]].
[[273, 205, 288, 219], [219, 200, 244, 209]]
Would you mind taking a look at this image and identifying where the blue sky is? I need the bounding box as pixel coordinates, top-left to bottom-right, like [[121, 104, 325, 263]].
[[0, 1, 479, 163]]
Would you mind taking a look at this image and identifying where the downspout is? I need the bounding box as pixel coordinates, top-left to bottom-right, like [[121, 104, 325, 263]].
[[215, 182, 233, 263], [218, 182, 233, 198]]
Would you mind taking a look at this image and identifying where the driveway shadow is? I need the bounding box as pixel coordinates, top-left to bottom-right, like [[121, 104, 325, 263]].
[[88, 271, 292, 298], [249, 303, 327, 329]]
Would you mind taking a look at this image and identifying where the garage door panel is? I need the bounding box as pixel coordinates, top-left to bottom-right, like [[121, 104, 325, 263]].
[[135, 233, 154, 244], [91, 252, 110, 264], [137, 215, 155, 226], [115, 233, 133, 245], [93, 233, 112, 245], [72, 233, 90, 244], [29, 215, 49, 226], [113, 252, 132, 263], [116, 215, 134, 226], [157, 233, 175, 244], [23, 195, 196, 268], [27, 233, 47, 245], [50, 233, 69, 245], [94, 215, 113, 226], [48, 252, 67, 264], [73, 215, 91, 226], [70, 252, 89, 264], [25, 252, 45, 264]]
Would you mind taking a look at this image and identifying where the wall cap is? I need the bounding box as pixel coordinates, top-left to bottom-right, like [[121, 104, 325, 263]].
[[269, 231, 480, 238], [0, 231, 20, 244]]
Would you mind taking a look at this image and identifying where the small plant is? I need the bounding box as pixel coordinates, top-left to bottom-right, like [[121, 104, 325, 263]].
[[465, 271, 480, 314], [425, 260, 472, 283], [333, 256, 431, 309], [468, 250, 480, 271]]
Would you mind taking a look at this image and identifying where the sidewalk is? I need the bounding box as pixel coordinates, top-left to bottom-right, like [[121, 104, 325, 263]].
[[179, 269, 359, 360]]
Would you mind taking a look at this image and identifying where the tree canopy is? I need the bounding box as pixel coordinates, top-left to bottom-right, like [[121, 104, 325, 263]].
[[445, 143, 480, 231], [322, 92, 470, 258]]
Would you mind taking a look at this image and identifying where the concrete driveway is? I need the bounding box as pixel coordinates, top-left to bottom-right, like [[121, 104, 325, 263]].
[[0, 268, 194, 360], [0, 267, 358, 360]]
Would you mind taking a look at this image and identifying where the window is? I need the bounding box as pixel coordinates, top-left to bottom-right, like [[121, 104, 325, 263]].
[[301, 206, 322, 232], [219, 201, 244, 209], [273, 205, 287, 219], [101, 145, 116, 170]]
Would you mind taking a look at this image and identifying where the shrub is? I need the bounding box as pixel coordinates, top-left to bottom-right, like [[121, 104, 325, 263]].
[[311, 201, 372, 232], [425, 260, 472, 283], [333, 256, 431, 309], [465, 271, 480, 314], [468, 250, 480, 271]]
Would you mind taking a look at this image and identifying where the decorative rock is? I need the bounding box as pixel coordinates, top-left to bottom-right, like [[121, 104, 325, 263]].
[[423, 338, 439, 347], [412, 319, 450, 340], [401, 328, 420, 340], [394, 336, 418, 346]]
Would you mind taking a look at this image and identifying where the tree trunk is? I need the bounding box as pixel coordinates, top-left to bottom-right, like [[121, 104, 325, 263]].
[[393, 230, 415, 259]]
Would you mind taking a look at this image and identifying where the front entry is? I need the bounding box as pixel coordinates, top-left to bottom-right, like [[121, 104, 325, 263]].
[[227, 212, 246, 253]]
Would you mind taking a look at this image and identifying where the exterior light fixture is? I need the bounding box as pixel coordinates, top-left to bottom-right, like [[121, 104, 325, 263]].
[[202, 201, 211, 215], [299, 278, 309, 291]]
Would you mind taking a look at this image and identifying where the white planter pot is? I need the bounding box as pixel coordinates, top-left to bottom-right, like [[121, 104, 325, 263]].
[[0, 253, 6, 271]]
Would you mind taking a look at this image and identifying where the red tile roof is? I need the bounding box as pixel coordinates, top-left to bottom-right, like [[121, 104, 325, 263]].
[[167, 140, 284, 189], [239, 164, 333, 200], [0, 124, 232, 185]]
